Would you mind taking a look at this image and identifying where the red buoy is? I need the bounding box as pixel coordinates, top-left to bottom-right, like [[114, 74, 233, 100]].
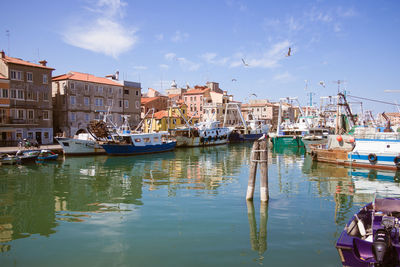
[[336, 135, 343, 142]]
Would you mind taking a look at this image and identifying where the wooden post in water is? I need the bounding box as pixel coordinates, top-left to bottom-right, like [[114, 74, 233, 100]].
[[246, 141, 259, 200], [246, 137, 269, 202], [259, 139, 269, 202]]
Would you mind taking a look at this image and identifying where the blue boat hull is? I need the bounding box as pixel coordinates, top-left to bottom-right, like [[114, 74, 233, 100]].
[[102, 142, 176, 155], [37, 154, 58, 161]]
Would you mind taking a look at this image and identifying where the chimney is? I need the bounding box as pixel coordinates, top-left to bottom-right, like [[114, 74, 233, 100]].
[[0, 50, 4, 58], [115, 70, 119, 80], [39, 60, 47, 66]]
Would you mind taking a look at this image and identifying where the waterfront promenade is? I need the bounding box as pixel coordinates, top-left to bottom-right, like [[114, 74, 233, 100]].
[[0, 144, 62, 154]]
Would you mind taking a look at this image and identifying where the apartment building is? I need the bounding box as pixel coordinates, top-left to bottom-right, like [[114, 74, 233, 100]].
[[141, 95, 168, 118], [242, 100, 279, 125], [183, 86, 210, 117], [0, 51, 54, 145], [52, 71, 141, 137]]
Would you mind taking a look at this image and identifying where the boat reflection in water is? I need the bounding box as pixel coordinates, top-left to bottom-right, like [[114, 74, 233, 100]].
[[302, 156, 400, 223], [0, 143, 250, 250]]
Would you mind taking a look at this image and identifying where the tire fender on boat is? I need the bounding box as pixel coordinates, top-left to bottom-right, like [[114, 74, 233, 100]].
[[394, 156, 400, 168], [368, 153, 378, 163], [310, 150, 317, 160]]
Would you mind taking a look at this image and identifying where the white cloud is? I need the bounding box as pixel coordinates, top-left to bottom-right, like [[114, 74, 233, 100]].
[[63, 0, 137, 58], [176, 57, 200, 71], [171, 31, 189, 42], [201, 52, 229, 66], [164, 53, 200, 71], [230, 40, 290, 69], [164, 53, 176, 60], [159, 64, 169, 70], [86, 0, 127, 18]]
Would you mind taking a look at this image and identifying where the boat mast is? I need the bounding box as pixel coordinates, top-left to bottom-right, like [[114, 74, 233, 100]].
[[276, 100, 282, 135]]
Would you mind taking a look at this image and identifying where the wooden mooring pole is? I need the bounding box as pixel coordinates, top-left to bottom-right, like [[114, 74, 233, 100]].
[[246, 137, 269, 202]]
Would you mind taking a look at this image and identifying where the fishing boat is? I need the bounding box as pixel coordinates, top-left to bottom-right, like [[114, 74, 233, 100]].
[[0, 154, 19, 165], [37, 150, 59, 161], [302, 128, 331, 152], [101, 132, 176, 155], [310, 128, 400, 171], [169, 120, 231, 147], [223, 103, 270, 142], [336, 197, 400, 266], [270, 98, 310, 148]]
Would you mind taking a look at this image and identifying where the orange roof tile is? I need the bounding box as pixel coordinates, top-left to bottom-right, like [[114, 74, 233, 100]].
[[52, 71, 121, 86], [168, 94, 180, 98], [145, 110, 181, 120], [184, 88, 210, 95], [1, 55, 54, 70], [141, 96, 162, 104]]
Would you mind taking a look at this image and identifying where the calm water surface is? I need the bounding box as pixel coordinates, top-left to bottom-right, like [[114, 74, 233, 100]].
[[1, 143, 400, 266]]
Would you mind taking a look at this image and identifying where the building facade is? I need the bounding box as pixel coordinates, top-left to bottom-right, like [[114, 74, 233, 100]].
[[143, 104, 199, 132], [0, 51, 54, 145], [140, 96, 168, 119], [52, 71, 141, 137]]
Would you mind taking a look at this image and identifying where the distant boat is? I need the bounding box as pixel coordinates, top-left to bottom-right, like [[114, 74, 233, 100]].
[[169, 120, 231, 147], [222, 103, 270, 142], [336, 197, 400, 266]]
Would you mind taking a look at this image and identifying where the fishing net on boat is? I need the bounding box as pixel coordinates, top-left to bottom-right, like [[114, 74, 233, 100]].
[[88, 120, 109, 139]]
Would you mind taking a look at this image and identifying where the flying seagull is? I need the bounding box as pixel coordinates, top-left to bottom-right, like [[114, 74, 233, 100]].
[[319, 81, 326, 88], [232, 78, 237, 82], [250, 93, 257, 97], [241, 58, 249, 66], [286, 47, 291, 57]]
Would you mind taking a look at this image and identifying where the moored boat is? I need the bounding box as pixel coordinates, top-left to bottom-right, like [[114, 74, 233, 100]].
[[336, 198, 400, 266], [101, 132, 176, 155], [16, 150, 40, 164], [56, 133, 106, 156], [169, 120, 230, 147], [310, 128, 400, 171], [37, 150, 59, 161], [0, 154, 19, 165]]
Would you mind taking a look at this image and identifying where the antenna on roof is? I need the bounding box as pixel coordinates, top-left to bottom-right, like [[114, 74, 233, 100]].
[[6, 30, 10, 56]]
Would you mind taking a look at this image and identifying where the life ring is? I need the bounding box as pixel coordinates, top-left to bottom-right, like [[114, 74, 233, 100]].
[[368, 153, 377, 163], [310, 150, 317, 160], [394, 156, 400, 168]]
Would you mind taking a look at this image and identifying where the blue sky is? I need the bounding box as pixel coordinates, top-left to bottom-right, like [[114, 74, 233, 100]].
[[1, 0, 400, 113]]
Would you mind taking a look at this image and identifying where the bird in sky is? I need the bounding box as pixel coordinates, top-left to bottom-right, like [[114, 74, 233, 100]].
[[286, 47, 291, 57], [232, 78, 237, 82], [319, 81, 326, 88], [241, 58, 249, 66], [250, 93, 257, 97]]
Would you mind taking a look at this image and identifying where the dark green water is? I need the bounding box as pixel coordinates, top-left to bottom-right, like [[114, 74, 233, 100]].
[[1, 143, 400, 266]]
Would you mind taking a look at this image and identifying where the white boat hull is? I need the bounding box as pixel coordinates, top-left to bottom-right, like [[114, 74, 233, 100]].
[[56, 137, 105, 155]]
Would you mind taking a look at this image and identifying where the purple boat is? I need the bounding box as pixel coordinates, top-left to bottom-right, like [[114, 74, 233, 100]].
[[336, 198, 400, 266]]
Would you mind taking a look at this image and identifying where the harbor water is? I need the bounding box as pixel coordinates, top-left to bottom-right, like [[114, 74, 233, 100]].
[[1, 143, 400, 266]]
